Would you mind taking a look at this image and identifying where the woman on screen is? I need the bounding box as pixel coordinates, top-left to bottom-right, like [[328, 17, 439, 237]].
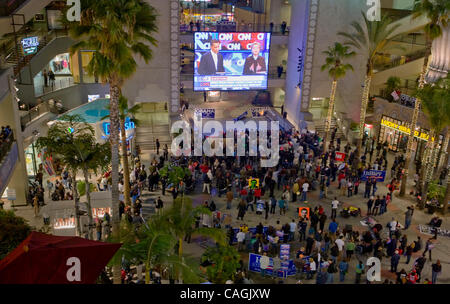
[[243, 42, 267, 75]]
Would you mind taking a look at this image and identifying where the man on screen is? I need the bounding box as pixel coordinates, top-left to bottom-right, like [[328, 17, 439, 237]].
[[243, 42, 267, 75], [198, 39, 225, 75]]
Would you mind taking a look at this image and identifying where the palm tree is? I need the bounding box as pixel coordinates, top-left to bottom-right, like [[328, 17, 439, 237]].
[[166, 197, 226, 258], [35, 115, 111, 238], [109, 213, 203, 284], [200, 244, 241, 284], [414, 76, 450, 208], [66, 0, 158, 283], [321, 42, 355, 152], [103, 95, 141, 207], [400, 0, 449, 197], [338, 13, 402, 155]]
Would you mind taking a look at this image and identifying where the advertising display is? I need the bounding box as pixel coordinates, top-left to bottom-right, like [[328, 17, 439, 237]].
[[248, 178, 260, 189], [92, 207, 112, 219], [360, 170, 386, 182], [21, 37, 39, 55], [248, 253, 296, 277], [194, 32, 271, 91], [194, 108, 216, 118], [53, 209, 76, 230]]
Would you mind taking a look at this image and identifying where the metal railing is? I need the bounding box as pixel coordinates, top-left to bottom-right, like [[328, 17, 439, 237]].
[[180, 71, 286, 81], [374, 48, 427, 73], [180, 23, 290, 34], [35, 76, 77, 97], [0, 130, 14, 164], [20, 100, 67, 130]]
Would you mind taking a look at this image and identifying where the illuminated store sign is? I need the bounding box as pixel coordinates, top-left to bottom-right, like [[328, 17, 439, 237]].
[[102, 117, 135, 136], [380, 119, 434, 142], [21, 37, 39, 55]]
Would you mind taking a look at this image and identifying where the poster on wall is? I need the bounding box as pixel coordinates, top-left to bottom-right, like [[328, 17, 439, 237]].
[[194, 32, 271, 91]]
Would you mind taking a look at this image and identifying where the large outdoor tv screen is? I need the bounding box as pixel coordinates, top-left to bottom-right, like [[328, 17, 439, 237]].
[[194, 32, 271, 91]]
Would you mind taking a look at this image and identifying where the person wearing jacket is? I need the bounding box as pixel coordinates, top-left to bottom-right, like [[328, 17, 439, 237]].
[[339, 259, 349, 282], [390, 250, 401, 273], [259, 252, 270, 277]]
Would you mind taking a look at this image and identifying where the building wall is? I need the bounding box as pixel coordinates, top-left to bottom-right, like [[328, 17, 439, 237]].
[[310, 0, 374, 124], [122, 0, 172, 107]]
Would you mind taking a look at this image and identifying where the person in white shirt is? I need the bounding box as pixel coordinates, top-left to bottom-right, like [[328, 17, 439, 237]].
[[331, 197, 339, 219], [335, 235, 345, 259], [289, 219, 297, 241], [259, 252, 270, 277], [389, 218, 398, 238], [118, 181, 124, 193], [237, 231, 246, 251], [307, 258, 316, 279], [301, 182, 309, 202]]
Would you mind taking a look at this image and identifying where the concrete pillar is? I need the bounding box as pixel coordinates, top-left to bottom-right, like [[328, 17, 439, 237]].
[[284, 0, 311, 129]]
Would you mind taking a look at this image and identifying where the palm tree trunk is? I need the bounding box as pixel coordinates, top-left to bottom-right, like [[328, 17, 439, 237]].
[[324, 80, 337, 153], [83, 168, 94, 240], [443, 171, 449, 215], [109, 84, 121, 284], [357, 75, 372, 155], [72, 171, 82, 237], [120, 117, 132, 206], [420, 129, 437, 208], [400, 42, 432, 197], [435, 131, 449, 179]]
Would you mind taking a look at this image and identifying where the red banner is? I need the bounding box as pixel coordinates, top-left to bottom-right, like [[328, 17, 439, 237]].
[[335, 152, 346, 162]]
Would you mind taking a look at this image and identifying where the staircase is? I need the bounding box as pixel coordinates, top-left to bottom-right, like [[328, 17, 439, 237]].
[[314, 117, 345, 139], [135, 124, 171, 151], [4, 29, 67, 77]]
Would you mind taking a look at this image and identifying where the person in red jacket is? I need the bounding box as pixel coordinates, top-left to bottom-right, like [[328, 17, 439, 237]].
[[407, 269, 418, 284]]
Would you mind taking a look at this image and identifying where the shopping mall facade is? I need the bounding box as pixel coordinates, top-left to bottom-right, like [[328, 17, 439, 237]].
[[0, 0, 448, 206]]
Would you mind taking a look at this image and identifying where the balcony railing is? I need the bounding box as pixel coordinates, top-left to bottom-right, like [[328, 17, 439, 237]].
[[35, 76, 77, 97], [180, 23, 290, 35], [180, 71, 286, 81], [374, 48, 427, 73], [20, 99, 67, 130]]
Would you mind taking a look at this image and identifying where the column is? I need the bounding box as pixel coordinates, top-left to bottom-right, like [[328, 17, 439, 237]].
[[284, 0, 315, 129]]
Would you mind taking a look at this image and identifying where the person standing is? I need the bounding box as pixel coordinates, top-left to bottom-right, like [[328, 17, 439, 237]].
[[278, 197, 286, 215], [43, 69, 48, 87], [355, 261, 365, 284], [289, 219, 297, 242], [270, 195, 276, 214], [33, 195, 39, 217], [301, 181, 309, 202], [367, 196, 374, 216], [298, 219, 307, 242], [339, 259, 349, 282], [236, 230, 246, 252], [226, 187, 233, 210], [260, 252, 270, 277], [48, 70, 55, 88], [404, 206, 413, 230], [331, 197, 339, 219], [390, 250, 400, 273], [422, 238, 434, 261], [96, 218, 103, 240], [431, 260, 442, 284], [237, 199, 246, 220], [277, 64, 283, 78]]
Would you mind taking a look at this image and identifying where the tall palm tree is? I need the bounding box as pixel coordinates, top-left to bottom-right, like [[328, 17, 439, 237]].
[[400, 0, 449, 197], [321, 42, 355, 152], [103, 95, 141, 207], [415, 76, 450, 208], [66, 0, 158, 283], [338, 13, 402, 156]]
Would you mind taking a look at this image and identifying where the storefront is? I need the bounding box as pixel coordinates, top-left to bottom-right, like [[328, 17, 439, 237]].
[[25, 143, 41, 178], [49, 53, 72, 75], [378, 115, 443, 160]]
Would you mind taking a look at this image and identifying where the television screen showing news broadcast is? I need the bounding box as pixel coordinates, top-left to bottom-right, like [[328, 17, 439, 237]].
[[194, 32, 271, 91]]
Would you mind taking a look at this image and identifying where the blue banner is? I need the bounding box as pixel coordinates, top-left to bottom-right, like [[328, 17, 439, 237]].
[[195, 108, 215, 119], [248, 253, 296, 277], [360, 170, 386, 182]]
